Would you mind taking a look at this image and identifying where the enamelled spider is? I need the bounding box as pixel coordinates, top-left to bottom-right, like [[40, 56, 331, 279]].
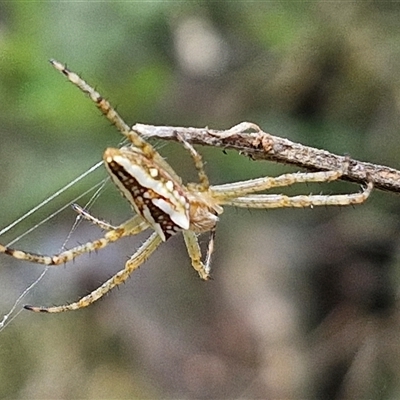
[[0, 60, 373, 313]]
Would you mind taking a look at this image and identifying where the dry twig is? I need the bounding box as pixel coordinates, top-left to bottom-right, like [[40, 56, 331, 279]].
[[135, 122, 400, 194]]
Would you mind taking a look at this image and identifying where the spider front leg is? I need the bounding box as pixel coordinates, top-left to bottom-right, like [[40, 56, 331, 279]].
[[50, 60, 153, 158], [25, 232, 162, 312], [50, 60, 180, 181]]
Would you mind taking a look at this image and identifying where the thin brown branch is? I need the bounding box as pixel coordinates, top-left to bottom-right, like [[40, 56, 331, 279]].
[[134, 122, 400, 194]]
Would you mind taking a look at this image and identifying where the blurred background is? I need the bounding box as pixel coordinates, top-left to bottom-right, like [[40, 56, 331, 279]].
[[1, 2, 400, 399]]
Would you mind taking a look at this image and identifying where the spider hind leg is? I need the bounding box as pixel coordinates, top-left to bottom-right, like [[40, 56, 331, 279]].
[[25, 232, 162, 313]]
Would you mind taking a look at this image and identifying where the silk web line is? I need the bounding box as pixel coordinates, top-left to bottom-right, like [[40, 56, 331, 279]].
[[0, 160, 106, 331]]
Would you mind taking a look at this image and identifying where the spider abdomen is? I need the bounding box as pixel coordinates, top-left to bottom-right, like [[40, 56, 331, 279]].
[[104, 147, 190, 241]]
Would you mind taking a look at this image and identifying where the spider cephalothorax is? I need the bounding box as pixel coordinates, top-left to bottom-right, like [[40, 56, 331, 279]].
[[0, 60, 372, 313]]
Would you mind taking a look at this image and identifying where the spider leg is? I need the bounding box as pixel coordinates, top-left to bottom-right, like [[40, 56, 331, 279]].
[[211, 170, 346, 199], [0, 215, 148, 266], [220, 181, 373, 208], [204, 228, 216, 275], [183, 230, 210, 280], [72, 203, 117, 230], [175, 132, 209, 190], [50, 60, 181, 183], [50, 60, 155, 158], [24, 232, 162, 312]]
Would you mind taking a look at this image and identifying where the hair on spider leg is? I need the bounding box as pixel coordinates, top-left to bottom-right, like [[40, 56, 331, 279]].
[[0, 60, 372, 314]]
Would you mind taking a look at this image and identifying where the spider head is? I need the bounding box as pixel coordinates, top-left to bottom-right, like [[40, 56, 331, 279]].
[[187, 191, 222, 233]]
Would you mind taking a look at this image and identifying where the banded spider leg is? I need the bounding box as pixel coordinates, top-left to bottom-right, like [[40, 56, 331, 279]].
[[0, 60, 372, 313]]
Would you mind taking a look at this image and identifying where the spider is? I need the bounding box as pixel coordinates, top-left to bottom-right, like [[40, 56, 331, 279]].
[[0, 60, 373, 313]]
